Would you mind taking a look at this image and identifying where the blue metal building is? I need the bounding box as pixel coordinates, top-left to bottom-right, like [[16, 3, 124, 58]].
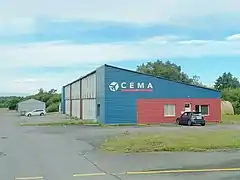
[[62, 64, 221, 124]]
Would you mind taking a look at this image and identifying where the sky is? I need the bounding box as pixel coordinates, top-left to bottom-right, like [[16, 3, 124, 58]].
[[1, 0, 240, 96]]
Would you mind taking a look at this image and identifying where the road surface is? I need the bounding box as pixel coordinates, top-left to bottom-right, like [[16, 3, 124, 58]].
[[1, 110, 240, 180]]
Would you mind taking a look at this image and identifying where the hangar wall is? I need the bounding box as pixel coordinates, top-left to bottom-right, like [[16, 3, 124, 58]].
[[63, 64, 221, 124], [64, 84, 71, 116], [104, 65, 221, 124], [63, 71, 97, 120]]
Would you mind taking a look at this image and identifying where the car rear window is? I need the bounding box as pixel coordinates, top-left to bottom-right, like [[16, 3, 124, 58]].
[[192, 112, 203, 118], [193, 112, 202, 115]]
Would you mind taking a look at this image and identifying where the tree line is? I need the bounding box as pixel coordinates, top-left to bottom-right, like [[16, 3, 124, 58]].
[[137, 60, 240, 114], [0, 88, 61, 112]]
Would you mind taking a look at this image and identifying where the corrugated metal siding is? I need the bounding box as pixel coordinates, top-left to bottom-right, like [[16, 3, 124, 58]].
[[71, 80, 81, 100], [61, 86, 65, 113], [64, 85, 71, 100], [63, 72, 98, 120], [96, 66, 105, 124], [70, 80, 81, 118], [80, 72, 97, 120], [81, 73, 96, 99], [104, 65, 221, 124], [71, 100, 81, 118], [137, 98, 221, 124], [18, 102, 45, 112], [65, 100, 71, 115], [82, 99, 96, 120]]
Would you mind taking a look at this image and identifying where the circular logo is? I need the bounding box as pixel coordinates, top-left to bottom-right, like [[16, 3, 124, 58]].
[[109, 82, 119, 92]]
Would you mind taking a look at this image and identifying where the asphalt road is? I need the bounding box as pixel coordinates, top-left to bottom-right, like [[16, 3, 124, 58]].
[[1, 110, 240, 180]]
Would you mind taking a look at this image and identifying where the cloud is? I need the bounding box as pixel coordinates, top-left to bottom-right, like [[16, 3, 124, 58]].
[[1, 0, 239, 24], [0, 18, 36, 36], [0, 0, 239, 94], [0, 67, 93, 94], [0, 35, 240, 94], [1, 37, 239, 69], [226, 34, 240, 41], [177, 40, 216, 44], [143, 35, 184, 44]]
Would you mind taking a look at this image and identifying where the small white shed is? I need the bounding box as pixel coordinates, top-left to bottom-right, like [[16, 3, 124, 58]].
[[17, 98, 46, 113]]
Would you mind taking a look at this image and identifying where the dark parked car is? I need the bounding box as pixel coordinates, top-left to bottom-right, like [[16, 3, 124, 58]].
[[176, 111, 205, 126]]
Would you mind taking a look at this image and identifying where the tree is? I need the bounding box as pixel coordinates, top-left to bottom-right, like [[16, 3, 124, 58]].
[[191, 75, 205, 86], [214, 72, 240, 91], [8, 98, 22, 110], [38, 88, 44, 94], [0, 88, 61, 113], [136, 60, 203, 86], [46, 94, 61, 107], [48, 89, 57, 94]]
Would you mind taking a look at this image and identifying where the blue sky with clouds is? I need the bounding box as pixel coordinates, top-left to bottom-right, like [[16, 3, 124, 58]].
[[0, 0, 240, 95]]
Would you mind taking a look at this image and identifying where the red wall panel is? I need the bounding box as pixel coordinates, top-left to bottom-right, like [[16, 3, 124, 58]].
[[137, 98, 221, 124]]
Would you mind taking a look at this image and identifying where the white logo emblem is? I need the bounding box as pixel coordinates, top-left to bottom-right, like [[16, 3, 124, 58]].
[[109, 82, 119, 92]]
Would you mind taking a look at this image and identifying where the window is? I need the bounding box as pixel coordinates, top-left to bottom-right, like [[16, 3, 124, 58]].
[[164, 104, 176, 117], [201, 105, 209, 115], [195, 105, 209, 116], [33, 109, 43, 112], [182, 112, 191, 117]]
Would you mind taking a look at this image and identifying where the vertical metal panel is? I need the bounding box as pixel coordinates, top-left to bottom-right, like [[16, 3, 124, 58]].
[[65, 100, 71, 115], [96, 66, 105, 124], [82, 99, 96, 120], [80, 80, 83, 119], [61, 86, 65, 113], [70, 85, 72, 116], [81, 73, 96, 99], [71, 100, 81, 118], [64, 85, 71, 100], [71, 80, 81, 99]]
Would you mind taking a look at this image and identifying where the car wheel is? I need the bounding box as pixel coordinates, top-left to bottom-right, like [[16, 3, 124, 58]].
[[176, 119, 180, 125], [40, 113, 44, 116], [27, 114, 31, 117], [187, 120, 192, 126], [201, 123, 205, 126]]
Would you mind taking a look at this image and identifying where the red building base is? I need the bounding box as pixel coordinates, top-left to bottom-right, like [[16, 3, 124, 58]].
[[137, 98, 221, 124]]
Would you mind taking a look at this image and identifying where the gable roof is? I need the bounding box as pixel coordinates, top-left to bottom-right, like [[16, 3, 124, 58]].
[[104, 64, 220, 93], [62, 64, 220, 93], [18, 98, 44, 104], [63, 70, 96, 87]]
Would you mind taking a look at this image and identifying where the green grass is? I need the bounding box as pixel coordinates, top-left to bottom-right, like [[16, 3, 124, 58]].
[[221, 114, 240, 124], [20, 120, 98, 126], [101, 130, 240, 153]]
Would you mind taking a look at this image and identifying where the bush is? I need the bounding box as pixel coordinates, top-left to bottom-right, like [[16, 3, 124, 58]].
[[221, 88, 240, 114], [8, 104, 17, 110], [46, 103, 59, 112]]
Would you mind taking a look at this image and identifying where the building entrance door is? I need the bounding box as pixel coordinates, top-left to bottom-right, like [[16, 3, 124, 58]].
[[184, 103, 192, 112]]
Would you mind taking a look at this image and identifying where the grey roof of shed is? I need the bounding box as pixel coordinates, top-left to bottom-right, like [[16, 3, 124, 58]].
[[18, 98, 45, 105]]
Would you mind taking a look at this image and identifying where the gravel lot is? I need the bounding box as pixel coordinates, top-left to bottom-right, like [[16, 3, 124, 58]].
[[1, 109, 240, 180]]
